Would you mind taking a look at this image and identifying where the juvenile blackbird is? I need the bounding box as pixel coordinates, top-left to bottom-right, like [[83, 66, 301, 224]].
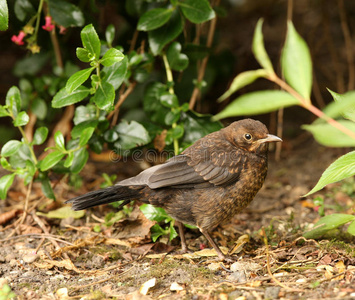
[[66, 118, 282, 260]]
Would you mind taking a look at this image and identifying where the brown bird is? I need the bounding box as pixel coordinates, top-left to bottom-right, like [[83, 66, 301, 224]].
[[66, 119, 282, 260]]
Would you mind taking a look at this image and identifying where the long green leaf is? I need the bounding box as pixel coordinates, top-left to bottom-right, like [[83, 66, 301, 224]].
[[1, 140, 22, 157], [137, 7, 173, 31], [0, 173, 15, 200], [326, 89, 355, 122], [252, 19, 274, 74], [213, 90, 299, 120], [281, 21, 312, 101], [39, 150, 65, 171], [302, 120, 355, 147], [305, 151, 355, 196], [52, 86, 90, 108], [0, 0, 9, 31], [179, 0, 215, 24], [218, 69, 268, 102], [66, 67, 94, 93], [80, 24, 101, 59]]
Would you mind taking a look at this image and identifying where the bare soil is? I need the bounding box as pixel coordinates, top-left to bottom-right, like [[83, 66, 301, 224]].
[[1, 138, 355, 300]]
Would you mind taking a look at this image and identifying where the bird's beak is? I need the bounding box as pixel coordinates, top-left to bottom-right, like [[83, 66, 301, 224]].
[[258, 134, 283, 144]]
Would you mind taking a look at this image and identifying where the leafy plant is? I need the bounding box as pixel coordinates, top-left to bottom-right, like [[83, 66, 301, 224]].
[[0, 283, 16, 300], [213, 19, 355, 239]]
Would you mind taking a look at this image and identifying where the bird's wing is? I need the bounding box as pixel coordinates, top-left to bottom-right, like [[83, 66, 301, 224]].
[[118, 138, 246, 189]]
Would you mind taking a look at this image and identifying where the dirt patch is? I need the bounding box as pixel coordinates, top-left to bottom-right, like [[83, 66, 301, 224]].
[[1, 139, 355, 299]]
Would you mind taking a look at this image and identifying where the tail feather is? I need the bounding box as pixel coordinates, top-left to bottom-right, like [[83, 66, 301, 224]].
[[66, 185, 145, 211]]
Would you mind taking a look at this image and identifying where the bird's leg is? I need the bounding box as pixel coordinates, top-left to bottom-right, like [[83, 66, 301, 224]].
[[199, 228, 227, 261], [176, 221, 188, 253]]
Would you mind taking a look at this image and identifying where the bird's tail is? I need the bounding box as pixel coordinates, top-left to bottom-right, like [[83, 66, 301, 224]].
[[65, 185, 145, 211]]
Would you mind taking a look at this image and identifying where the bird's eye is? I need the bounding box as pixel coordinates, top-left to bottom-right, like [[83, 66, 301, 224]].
[[244, 133, 252, 141]]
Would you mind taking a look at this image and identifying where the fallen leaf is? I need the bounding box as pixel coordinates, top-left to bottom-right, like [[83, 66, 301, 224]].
[[0, 209, 20, 225], [37, 206, 85, 219], [34, 259, 82, 273], [230, 234, 249, 255], [56, 288, 68, 299], [170, 282, 184, 291], [139, 278, 156, 295], [334, 261, 346, 280]]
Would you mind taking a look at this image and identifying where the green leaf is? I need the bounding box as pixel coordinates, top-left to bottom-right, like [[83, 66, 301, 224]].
[[281, 21, 312, 101], [144, 82, 170, 125], [302, 120, 355, 147], [166, 41, 189, 71], [0, 0, 9, 30], [79, 127, 95, 147], [54, 131, 65, 151], [252, 19, 274, 74], [52, 86, 90, 108], [13, 111, 29, 127], [14, 0, 35, 22], [76, 47, 91, 63], [0, 105, 9, 117], [160, 92, 179, 108], [326, 89, 355, 122], [31, 98, 47, 120], [48, 0, 84, 27], [39, 175, 56, 200], [347, 220, 355, 236], [40, 150, 65, 171], [6, 86, 21, 118], [33, 127, 49, 146], [0, 173, 15, 199], [93, 81, 115, 111], [150, 224, 168, 242], [148, 10, 183, 56], [105, 24, 115, 46], [140, 203, 170, 222], [171, 125, 184, 139], [104, 129, 119, 143], [38, 206, 85, 219], [103, 56, 128, 90], [305, 151, 355, 196], [218, 69, 268, 102], [100, 48, 124, 67], [72, 120, 98, 139], [81, 24, 101, 59], [138, 7, 173, 31], [64, 152, 74, 168], [213, 90, 299, 120], [303, 214, 355, 239], [66, 67, 95, 93], [1, 140, 22, 157], [114, 120, 151, 150], [70, 148, 88, 173], [179, 0, 215, 24], [169, 222, 178, 241]]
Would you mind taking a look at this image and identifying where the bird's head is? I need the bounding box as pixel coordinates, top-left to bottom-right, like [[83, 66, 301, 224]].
[[224, 119, 282, 155]]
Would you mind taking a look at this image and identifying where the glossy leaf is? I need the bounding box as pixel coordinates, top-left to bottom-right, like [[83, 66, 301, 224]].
[[305, 151, 355, 195], [31, 98, 47, 120], [179, 0, 215, 24], [1, 140, 22, 157], [302, 121, 355, 147], [303, 214, 355, 239], [48, 0, 84, 27], [70, 148, 88, 173], [64, 152, 74, 168], [14, 0, 35, 22], [0, 174, 15, 200], [33, 127, 49, 145], [39, 175, 56, 200], [40, 150, 65, 171], [140, 203, 170, 222], [79, 127, 95, 146], [252, 19, 274, 74], [347, 220, 355, 236], [93, 81, 115, 111], [52, 86, 90, 108], [71, 120, 98, 139], [13, 111, 29, 126], [0, 105, 9, 117], [167, 41, 189, 71], [150, 224, 168, 242], [6, 86, 21, 118], [54, 131, 65, 151], [137, 7, 173, 31], [114, 120, 151, 150], [103, 56, 128, 90], [148, 10, 183, 56], [0, 0, 8, 30], [76, 47, 91, 63], [218, 69, 268, 102], [144, 83, 170, 125], [160, 92, 179, 108], [213, 90, 299, 120], [281, 21, 312, 101], [100, 48, 124, 67], [80, 24, 101, 59], [66, 67, 95, 93], [105, 24, 115, 46]]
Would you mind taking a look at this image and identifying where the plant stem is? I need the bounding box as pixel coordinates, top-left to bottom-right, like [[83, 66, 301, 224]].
[[162, 54, 179, 155], [270, 74, 355, 140], [33, 0, 45, 41]]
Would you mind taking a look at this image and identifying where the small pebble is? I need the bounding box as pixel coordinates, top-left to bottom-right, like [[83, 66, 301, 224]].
[[264, 286, 280, 299], [226, 271, 246, 283], [22, 253, 38, 264]]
